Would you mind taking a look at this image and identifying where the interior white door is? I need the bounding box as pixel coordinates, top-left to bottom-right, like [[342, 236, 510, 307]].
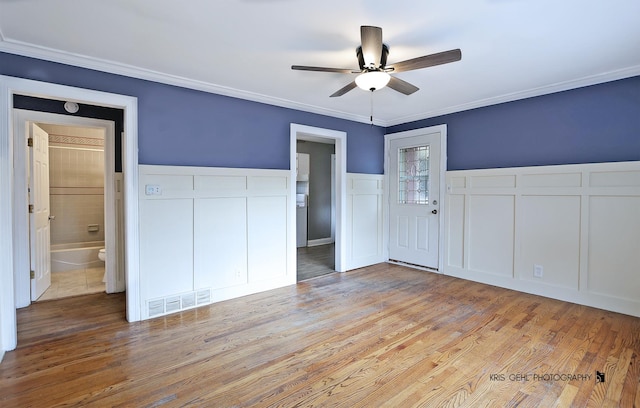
[[29, 123, 52, 300], [388, 132, 441, 269]]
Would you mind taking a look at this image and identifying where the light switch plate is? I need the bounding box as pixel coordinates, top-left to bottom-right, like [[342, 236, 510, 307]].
[[145, 184, 162, 195]]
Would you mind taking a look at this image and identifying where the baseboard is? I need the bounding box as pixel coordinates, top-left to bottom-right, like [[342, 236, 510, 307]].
[[307, 238, 334, 247]]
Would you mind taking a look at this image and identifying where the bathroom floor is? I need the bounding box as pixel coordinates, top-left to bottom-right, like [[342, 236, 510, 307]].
[[38, 267, 105, 301]]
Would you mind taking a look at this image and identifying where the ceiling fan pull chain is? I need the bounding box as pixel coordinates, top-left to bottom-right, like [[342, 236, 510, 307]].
[[370, 89, 374, 126]]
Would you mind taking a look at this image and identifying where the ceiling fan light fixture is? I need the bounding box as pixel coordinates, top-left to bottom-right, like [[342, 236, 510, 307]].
[[355, 71, 391, 91]]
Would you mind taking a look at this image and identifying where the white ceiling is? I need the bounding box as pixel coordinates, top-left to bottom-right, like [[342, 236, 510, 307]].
[[1, 0, 639, 126]]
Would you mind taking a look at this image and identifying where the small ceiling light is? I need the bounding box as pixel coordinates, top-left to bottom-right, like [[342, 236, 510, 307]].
[[64, 101, 79, 114], [355, 71, 391, 92]]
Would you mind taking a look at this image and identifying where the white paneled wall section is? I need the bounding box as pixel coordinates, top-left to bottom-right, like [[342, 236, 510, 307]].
[[139, 165, 293, 319], [444, 161, 640, 317], [346, 173, 385, 270]]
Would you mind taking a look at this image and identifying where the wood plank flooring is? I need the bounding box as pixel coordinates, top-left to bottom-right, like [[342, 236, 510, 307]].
[[1, 263, 639, 407]]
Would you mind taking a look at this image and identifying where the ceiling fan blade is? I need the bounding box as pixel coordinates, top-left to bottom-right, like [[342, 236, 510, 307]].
[[390, 49, 462, 73], [291, 65, 354, 74], [387, 76, 419, 95], [330, 81, 357, 97], [360, 26, 383, 67]]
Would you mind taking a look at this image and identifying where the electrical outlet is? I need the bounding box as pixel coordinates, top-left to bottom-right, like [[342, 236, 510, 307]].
[[533, 264, 544, 278], [145, 184, 162, 195]]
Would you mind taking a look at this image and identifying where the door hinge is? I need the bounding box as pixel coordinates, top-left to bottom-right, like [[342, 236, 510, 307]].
[[30, 270, 35, 279], [27, 137, 33, 147], [28, 204, 34, 213]]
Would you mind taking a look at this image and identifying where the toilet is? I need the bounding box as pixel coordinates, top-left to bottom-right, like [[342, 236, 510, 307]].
[[98, 248, 107, 283]]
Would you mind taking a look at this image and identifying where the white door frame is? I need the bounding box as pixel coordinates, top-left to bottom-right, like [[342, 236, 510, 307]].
[[384, 125, 447, 271], [0, 75, 140, 353], [290, 124, 347, 272], [13, 110, 120, 305]]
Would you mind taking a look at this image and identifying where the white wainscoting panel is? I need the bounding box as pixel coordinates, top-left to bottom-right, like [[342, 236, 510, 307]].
[[194, 197, 248, 290], [520, 195, 581, 289], [140, 198, 194, 300], [446, 194, 465, 269], [445, 161, 640, 317], [587, 196, 640, 302], [248, 195, 288, 281], [468, 195, 515, 277], [139, 165, 293, 319], [346, 173, 385, 270]]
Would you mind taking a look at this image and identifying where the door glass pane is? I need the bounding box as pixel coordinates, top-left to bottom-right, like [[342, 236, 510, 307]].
[[398, 145, 429, 204]]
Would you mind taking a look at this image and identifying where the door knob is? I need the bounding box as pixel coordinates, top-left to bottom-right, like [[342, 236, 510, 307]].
[[431, 209, 438, 215], [48, 215, 56, 221]]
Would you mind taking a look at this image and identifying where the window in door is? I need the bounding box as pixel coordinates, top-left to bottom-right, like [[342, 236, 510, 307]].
[[398, 145, 430, 205]]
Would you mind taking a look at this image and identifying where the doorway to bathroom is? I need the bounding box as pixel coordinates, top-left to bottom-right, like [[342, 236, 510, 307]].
[[13, 108, 124, 303], [36, 122, 108, 301]]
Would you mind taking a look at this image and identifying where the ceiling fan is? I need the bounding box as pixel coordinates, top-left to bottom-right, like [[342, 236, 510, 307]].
[[292, 26, 461, 97]]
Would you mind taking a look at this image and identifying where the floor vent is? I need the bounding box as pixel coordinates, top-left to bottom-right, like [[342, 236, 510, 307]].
[[148, 299, 165, 317], [147, 288, 213, 318], [165, 296, 181, 313], [182, 292, 196, 308], [197, 289, 211, 305]]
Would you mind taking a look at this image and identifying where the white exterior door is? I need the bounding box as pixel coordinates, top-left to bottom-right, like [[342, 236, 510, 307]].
[[388, 131, 441, 269], [29, 123, 52, 300]]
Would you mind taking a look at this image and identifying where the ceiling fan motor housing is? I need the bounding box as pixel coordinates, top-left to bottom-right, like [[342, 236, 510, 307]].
[[357, 44, 389, 71]]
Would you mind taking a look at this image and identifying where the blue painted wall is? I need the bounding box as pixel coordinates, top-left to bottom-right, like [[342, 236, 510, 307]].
[[387, 76, 640, 170], [0, 52, 385, 174], [3, 52, 639, 173]]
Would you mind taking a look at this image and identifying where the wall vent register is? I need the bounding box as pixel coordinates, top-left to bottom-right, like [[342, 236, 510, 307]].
[[147, 288, 212, 317]]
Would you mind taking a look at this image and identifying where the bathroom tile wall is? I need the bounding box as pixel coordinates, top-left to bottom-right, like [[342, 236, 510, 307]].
[[49, 193, 104, 245], [40, 124, 105, 246]]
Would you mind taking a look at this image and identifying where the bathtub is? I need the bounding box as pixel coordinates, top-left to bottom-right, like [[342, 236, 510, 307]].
[[50, 241, 105, 273]]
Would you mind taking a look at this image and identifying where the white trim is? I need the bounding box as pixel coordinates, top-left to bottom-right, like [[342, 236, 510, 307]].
[[0, 77, 15, 353], [2, 44, 639, 127], [383, 125, 448, 272], [0, 75, 140, 353], [443, 161, 640, 317], [138, 165, 293, 319], [345, 173, 385, 269], [290, 124, 347, 272]]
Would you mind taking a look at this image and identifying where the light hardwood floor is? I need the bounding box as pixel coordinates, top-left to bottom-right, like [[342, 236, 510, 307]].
[[1, 263, 639, 407]]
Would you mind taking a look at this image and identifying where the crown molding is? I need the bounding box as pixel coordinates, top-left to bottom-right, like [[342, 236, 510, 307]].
[[2, 39, 638, 129], [385, 65, 640, 127], [0, 39, 388, 126]]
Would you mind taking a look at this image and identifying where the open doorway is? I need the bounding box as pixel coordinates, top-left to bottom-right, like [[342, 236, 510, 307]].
[[13, 109, 124, 303], [35, 122, 115, 301], [290, 124, 347, 281], [1, 75, 140, 353], [296, 140, 336, 280]]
